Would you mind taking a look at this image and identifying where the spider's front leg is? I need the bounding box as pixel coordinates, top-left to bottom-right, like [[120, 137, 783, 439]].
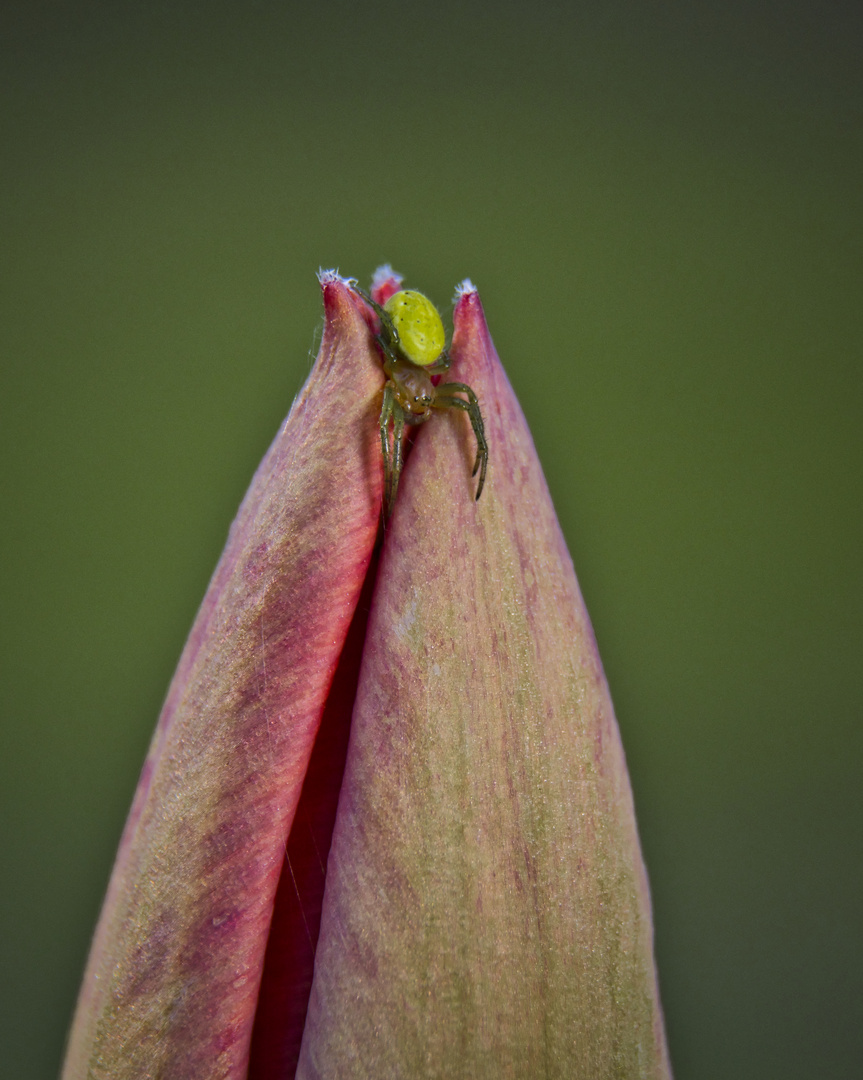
[[434, 382, 489, 501], [355, 287, 402, 362]]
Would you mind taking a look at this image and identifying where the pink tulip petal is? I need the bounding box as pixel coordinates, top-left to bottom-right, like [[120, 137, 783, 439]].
[[298, 285, 671, 1077], [63, 275, 384, 1080], [64, 272, 670, 1080]]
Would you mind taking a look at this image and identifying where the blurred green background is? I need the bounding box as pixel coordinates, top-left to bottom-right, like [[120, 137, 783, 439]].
[[2, 1, 861, 1076]]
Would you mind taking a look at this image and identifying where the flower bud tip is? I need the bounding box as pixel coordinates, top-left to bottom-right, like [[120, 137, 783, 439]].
[[371, 263, 404, 290], [316, 268, 357, 287], [370, 264, 404, 306]]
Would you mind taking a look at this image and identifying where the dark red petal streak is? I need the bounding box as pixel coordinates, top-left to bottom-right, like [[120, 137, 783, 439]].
[[248, 551, 377, 1078], [63, 280, 383, 1080]]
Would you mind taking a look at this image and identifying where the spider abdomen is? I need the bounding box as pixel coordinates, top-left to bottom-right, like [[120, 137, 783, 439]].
[[384, 290, 446, 367]]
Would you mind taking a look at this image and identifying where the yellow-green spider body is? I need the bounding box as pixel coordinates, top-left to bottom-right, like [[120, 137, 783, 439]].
[[357, 286, 488, 517], [383, 289, 447, 367]]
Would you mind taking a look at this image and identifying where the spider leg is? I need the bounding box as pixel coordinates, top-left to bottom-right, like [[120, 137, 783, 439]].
[[380, 383, 407, 517], [424, 349, 452, 376], [354, 287, 401, 354], [389, 404, 406, 515], [433, 382, 488, 501], [380, 382, 395, 510]]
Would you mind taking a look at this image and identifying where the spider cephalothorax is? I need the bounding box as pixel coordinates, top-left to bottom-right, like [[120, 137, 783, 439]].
[[356, 284, 488, 517]]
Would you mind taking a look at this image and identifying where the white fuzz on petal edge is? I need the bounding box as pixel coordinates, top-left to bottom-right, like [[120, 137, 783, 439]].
[[317, 268, 357, 287], [454, 278, 477, 300], [371, 264, 404, 292]]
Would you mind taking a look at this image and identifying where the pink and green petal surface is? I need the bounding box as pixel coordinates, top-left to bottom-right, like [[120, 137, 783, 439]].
[[62, 275, 383, 1079], [296, 286, 670, 1077], [63, 273, 670, 1080]]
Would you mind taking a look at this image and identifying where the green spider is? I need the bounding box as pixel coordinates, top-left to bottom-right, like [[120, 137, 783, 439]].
[[356, 284, 488, 517]]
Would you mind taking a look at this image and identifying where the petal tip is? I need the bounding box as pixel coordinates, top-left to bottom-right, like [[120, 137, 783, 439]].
[[453, 277, 478, 302], [316, 267, 357, 288], [452, 280, 491, 350], [317, 269, 368, 327], [370, 264, 404, 305]]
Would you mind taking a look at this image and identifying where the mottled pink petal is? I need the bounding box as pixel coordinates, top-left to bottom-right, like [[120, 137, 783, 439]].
[[62, 275, 383, 1080], [298, 285, 671, 1077]]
